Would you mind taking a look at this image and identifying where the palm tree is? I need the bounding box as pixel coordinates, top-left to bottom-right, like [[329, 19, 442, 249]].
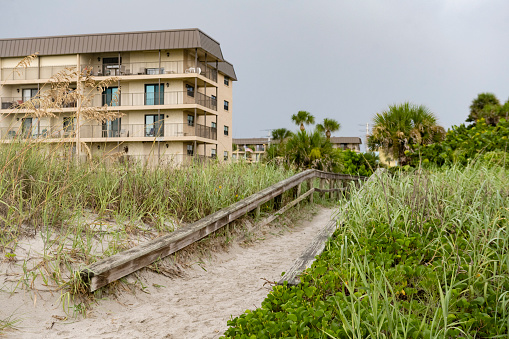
[[316, 118, 341, 139], [368, 102, 445, 165], [271, 128, 292, 143], [291, 110, 315, 131]]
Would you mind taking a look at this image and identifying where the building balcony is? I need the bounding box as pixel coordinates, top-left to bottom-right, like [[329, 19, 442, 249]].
[[1, 97, 77, 110], [83, 60, 217, 83], [0, 91, 217, 112], [0, 123, 217, 142], [1, 60, 218, 83], [90, 91, 217, 111]]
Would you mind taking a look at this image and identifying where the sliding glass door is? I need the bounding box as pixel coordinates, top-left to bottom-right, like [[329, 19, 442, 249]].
[[145, 84, 164, 105]]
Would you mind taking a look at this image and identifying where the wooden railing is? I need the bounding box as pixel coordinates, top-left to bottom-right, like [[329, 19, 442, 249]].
[[81, 169, 367, 291], [278, 168, 385, 285]]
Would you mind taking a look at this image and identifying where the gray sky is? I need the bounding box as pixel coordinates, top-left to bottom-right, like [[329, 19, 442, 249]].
[[2, 0, 509, 149]]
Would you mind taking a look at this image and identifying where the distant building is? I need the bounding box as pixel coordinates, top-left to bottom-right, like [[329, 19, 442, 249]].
[[329, 137, 362, 152], [232, 138, 267, 162], [232, 136, 362, 163]]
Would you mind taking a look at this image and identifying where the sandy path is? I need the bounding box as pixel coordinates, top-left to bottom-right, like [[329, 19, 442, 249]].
[[12, 207, 335, 339]]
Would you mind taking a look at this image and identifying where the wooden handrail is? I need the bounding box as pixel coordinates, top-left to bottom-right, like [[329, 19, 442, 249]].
[[81, 169, 367, 291]]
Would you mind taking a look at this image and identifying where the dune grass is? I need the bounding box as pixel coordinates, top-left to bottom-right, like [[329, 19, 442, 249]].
[[0, 140, 295, 316]]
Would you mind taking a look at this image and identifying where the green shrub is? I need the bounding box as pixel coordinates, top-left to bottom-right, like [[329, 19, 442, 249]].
[[223, 165, 509, 338]]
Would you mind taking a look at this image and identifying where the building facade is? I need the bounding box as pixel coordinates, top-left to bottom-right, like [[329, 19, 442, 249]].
[[232, 138, 267, 162], [0, 29, 236, 165], [329, 137, 362, 152]]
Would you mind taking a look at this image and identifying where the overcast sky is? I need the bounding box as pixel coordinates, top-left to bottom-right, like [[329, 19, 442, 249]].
[[1, 0, 508, 149]]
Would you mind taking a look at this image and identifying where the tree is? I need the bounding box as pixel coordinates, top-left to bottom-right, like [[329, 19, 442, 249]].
[[467, 93, 501, 125], [368, 102, 445, 165], [316, 118, 341, 139], [271, 128, 292, 143], [291, 110, 315, 131]]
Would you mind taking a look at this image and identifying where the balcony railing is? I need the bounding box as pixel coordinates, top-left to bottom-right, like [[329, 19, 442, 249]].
[[1, 122, 217, 141], [0, 65, 77, 81], [1, 59, 219, 83], [90, 91, 217, 111], [82, 60, 218, 82], [1, 97, 77, 109], [80, 123, 217, 140], [0, 126, 76, 140]]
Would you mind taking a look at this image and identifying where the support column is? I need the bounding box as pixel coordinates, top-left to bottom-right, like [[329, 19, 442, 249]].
[[76, 53, 81, 163], [194, 48, 198, 145], [204, 52, 207, 156], [319, 178, 325, 198]]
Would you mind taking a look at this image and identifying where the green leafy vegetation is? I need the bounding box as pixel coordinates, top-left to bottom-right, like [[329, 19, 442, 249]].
[[223, 165, 509, 338], [267, 112, 381, 175], [409, 118, 509, 167], [367, 102, 445, 166]]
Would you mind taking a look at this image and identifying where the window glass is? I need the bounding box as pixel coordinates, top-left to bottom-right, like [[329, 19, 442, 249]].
[[145, 84, 164, 105], [186, 84, 194, 97], [145, 114, 164, 137], [187, 114, 194, 126], [224, 100, 229, 111], [224, 125, 229, 136], [211, 122, 217, 129], [224, 76, 230, 86], [187, 144, 193, 155]]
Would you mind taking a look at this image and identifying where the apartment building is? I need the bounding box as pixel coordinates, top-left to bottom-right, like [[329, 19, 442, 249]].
[[0, 29, 236, 164], [329, 137, 362, 152], [232, 138, 267, 162]]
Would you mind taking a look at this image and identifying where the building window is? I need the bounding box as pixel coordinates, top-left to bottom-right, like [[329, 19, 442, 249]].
[[187, 114, 194, 127], [187, 144, 194, 156], [145, 114, 164, 137], [63, 117, 75, 134], [211, 149, 217, 158], [102, 87, 119, 106], [102, 118, 121, 137], [224, 100, 229, 111], [145, 84, 164, 105], [22, 88, 38, 103], [211, 122, 217, 129], [224, 151, 228, 161], [224, 76, 230, 86], [224, 125, 229, 136], [186, 84, 194, 97]]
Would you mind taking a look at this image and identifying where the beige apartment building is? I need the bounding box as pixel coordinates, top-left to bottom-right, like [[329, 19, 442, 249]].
[[0, 29, 236, 164]]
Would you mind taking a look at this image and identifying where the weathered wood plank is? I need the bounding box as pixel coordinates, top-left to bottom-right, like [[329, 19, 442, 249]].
[[81, 169, 367, 291], [278, 168, 384, 286], [314, 187, 347, 193], [256, 188, 314, 228], [278, 218, 338, 285]]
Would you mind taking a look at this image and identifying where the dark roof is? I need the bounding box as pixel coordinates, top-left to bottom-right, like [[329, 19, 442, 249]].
[[217, 61, 237, 81], [0, 28, 224, 60], [233, 138, 268, 145], [329, 137, 362, 144]]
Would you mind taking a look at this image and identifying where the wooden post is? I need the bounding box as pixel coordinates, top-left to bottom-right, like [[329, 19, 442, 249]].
[[336, 179, 341, 200], [296, 182, 301, 197], [274, 194, 282, 210], [328, 179, 333, 199], [319, 178, 325, 198], [307, 178, 313, 203], [255, 205, 261, 219]]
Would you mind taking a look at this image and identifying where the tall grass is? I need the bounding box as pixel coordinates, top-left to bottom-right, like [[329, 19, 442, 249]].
[[0, 140, 294, 306], [223, 164, 509, 338]]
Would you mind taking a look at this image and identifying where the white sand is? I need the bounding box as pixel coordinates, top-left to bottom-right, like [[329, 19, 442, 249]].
[[3, 207, 336, 339]]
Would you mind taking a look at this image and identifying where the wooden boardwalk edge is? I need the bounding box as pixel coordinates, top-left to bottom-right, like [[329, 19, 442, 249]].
[[82, 169, 366, 292], [278, 168, 386, 286]]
